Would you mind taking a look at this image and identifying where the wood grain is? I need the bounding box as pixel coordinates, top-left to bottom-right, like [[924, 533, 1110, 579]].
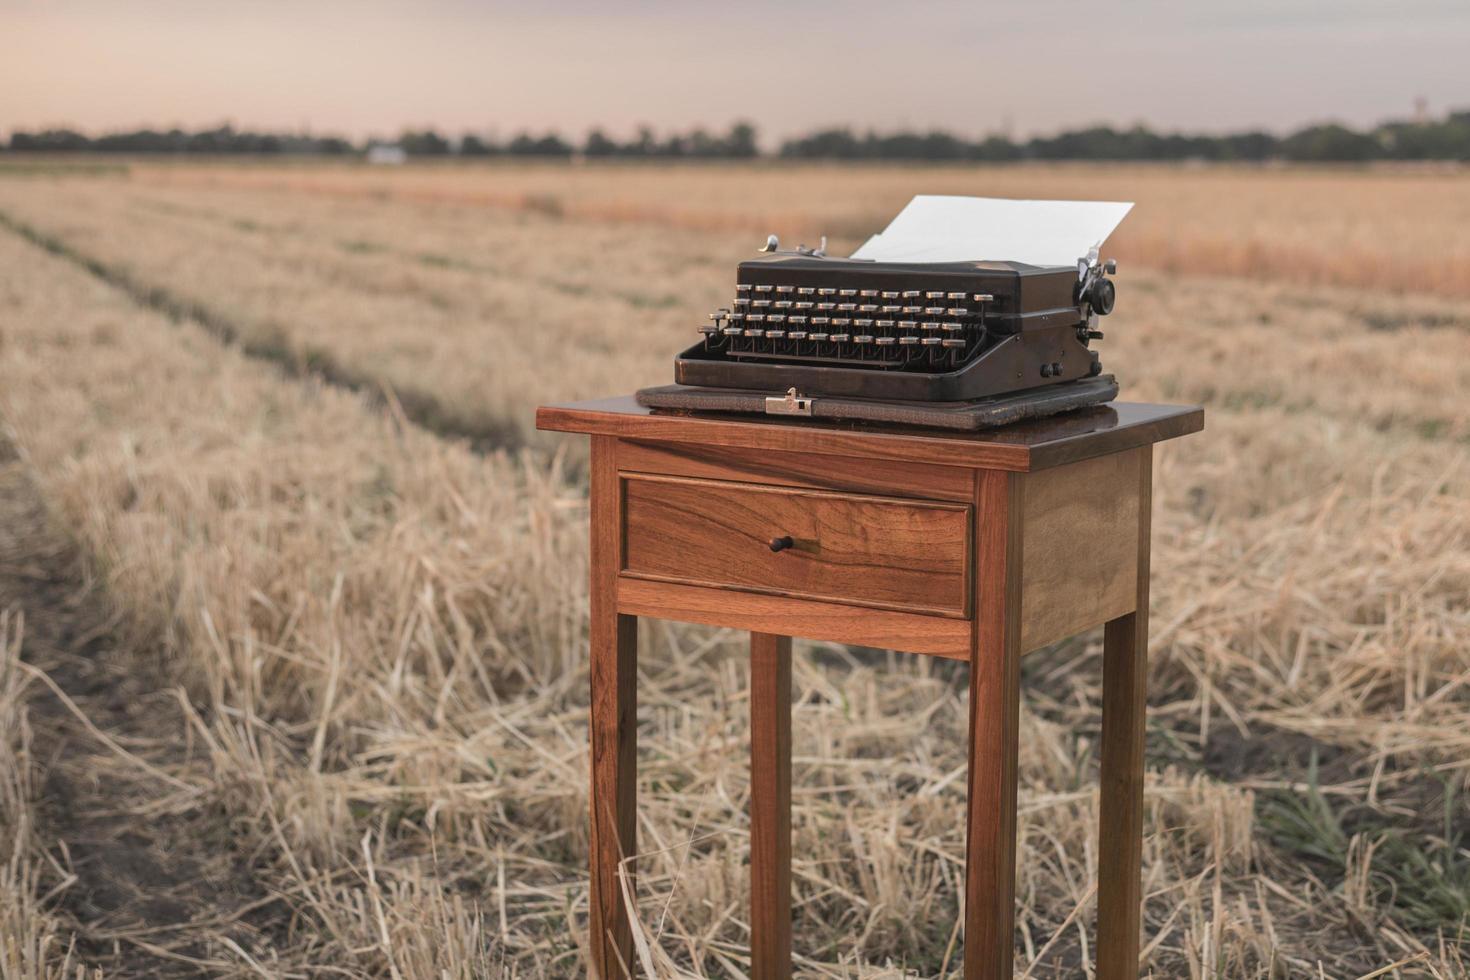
[[1097, 448, 1153, 980], [536, 397, 1202, 472], [964, 468, 1024, 978], [618, 439, 975, 502], [617, 577, 973, 661], [622, 474, 972, 618], [588, 435, 638, 979], [749, 632, 792, 979], [1020, 449, 1143, 652]]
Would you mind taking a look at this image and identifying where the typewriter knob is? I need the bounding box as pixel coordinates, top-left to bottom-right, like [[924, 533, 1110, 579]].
[[1088, 277, 1116, 316], [768, 535, 795, 553]]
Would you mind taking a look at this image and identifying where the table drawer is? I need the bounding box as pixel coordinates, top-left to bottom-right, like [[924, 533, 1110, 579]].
[[621, 474, 971, 618]]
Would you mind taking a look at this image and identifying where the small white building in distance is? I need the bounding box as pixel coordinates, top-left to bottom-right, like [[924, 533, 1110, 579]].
[[366, 144, 407, 165]]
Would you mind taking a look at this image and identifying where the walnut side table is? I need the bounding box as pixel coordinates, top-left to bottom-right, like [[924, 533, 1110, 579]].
[[536, 397, 1203, 979]]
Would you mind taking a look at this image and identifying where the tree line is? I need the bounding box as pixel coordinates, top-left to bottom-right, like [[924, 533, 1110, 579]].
[[7, 111, 1470, 162]]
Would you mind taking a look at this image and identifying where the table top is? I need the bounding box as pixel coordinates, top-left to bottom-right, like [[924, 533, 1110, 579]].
[[536, 396, 1203, 472]]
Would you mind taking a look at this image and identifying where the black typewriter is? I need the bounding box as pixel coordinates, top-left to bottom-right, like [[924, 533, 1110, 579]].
[[639, 197, 1130, 429], [675, 236, 1119, 403]]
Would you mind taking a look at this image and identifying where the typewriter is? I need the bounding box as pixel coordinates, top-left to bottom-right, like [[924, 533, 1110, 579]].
[[642, 196, 1131, 429]]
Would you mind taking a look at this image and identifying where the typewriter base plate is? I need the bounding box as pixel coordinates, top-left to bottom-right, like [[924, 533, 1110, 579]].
[[635, 374, 1118, 432]]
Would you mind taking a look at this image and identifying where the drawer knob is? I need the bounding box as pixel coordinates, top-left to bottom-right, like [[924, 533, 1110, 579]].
[[768, 535, 795, 553]]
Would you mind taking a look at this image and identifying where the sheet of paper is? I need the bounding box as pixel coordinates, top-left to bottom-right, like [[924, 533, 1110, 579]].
[[851, 195, 1133, 266]]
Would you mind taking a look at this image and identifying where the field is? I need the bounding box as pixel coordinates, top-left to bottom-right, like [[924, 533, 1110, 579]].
[[0, 159, 1466, 978]]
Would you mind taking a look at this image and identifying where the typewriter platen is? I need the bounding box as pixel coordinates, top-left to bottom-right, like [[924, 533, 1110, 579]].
[[676, 238, 1118, 402]]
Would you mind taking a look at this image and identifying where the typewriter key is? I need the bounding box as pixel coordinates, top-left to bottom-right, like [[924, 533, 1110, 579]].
[[796, 286, 815, 295], [744, 328, 764, 337], [830, 317, 851, 327], [837, 288, 857, 297], [858, 289, 879, 298], [817, 287, 837, 296], [774, 300, 793, 309], [722, 327, 742, 336], [875, 319, 895, 328], [786, 330, 808, 340], [788, 314, 807, 325], [941, 322, 963, 332], [901, 306, 922, 314], [754, 284, 773, 293], [857, 304, 878, 313], [735, 283, 751, 292], [836, 303, 856, 312], [901, 290, 922, 298], [973, 293, 994, 302], [880, 291, 900, 299], [699, 325, 719, 335], [946, 291, 967, 301], [941, 338, 966, 348], [752, 299, 772, 308], [810, 316, 830, 325], [945, 307, 966, 317], [774, 285, 794, 294], [921, 336, 942, 345], [853, 319, 874, 328], [829, 333, 851, 342], [816, 302, 835, 311], [766, 329, 786, 339], [808, 332, 829, 341], [897, 320, 918, 329], [899, 336, 920, 345], [875, 336, 897, 345], [923, 307, 945, 316], [925, 290, 946, 299], [881, 305, 901, 314], [794, 301, 813, 310], [733, 297, 750, 307], [854, 335, 875, 344], [766, 314, 785, 323]]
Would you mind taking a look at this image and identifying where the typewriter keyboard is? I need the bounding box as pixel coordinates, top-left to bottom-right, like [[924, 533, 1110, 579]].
[[700, 286, 995, 371]]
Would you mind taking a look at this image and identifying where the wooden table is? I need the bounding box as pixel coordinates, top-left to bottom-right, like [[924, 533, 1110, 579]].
[[536, 396, 1203, 979]]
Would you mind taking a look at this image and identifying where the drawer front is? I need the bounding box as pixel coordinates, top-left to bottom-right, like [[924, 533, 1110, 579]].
[[621, 474, 971, 618]]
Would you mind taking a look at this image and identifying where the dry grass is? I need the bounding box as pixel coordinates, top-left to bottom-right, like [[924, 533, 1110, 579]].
[[128, 160, 1470, 298], [0, 162, 1466, 976]]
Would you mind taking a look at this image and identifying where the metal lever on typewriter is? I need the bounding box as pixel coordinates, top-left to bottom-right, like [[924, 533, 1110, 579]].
[[760, 234, 829, 258]]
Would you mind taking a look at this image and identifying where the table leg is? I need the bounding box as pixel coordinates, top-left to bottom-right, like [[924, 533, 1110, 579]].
[[964, 470, 1024, 978], [1098, 449, 1152, 980], [749, 632, 792, 979], [589, 436, 637, 978]]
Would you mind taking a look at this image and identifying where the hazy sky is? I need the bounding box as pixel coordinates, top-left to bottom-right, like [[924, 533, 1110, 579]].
[[4, 0, 1468, 143]]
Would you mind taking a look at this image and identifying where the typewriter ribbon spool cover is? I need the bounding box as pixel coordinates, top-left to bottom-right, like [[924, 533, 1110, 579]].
[[641, 196, 1133, 430]]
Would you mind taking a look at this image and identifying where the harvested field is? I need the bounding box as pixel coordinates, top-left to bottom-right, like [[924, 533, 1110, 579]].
[[0, 161, 1466, 977]]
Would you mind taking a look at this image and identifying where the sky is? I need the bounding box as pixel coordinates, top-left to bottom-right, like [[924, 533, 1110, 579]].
[[4, 0, 1469, 144]]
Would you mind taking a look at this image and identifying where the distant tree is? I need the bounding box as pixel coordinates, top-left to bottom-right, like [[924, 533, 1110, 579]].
[[583, 129, 619, 157], [506, 132, 572, 157], [399, 129, 451, 156], [724, 121, 759, 158], [459, 133, 497, 156], [1280, 124, 1382, 162], [8, 129, 91, 152]]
